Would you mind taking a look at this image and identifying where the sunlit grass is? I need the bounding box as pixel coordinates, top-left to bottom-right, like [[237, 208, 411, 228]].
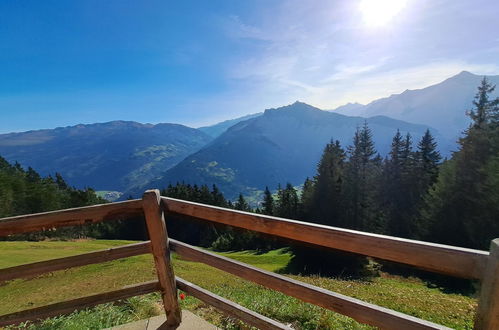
[[0, 240, 476, 329]]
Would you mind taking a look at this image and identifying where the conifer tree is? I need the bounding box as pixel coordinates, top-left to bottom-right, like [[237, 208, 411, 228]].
[[275, 183, 299, 219], [299, 177, 314, 220], [309, 140, 346, 226], [344, 123, 381, 231], [424, 78, 499, 248], [235, 193, 250, 211], [416, 129, 441, 187], [262, 186, 274, 215]]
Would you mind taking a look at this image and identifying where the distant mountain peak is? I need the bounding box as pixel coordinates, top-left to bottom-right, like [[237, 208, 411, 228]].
[[266, 101, 320, 113], [456, 70, 476, 77], [333, 71, 499, 139], [445, 70, 479, 82]]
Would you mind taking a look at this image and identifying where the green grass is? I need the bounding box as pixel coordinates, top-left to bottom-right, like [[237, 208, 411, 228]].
[[0, 240, 477, 329]]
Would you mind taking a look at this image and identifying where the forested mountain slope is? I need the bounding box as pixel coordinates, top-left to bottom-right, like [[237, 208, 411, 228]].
[[141, 102, 446, 198], [0, 121, 212, 193]]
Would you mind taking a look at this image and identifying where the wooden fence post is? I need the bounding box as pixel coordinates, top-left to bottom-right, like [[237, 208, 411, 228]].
[[475, 238, 499, 329], [143, 190, 181, 329]]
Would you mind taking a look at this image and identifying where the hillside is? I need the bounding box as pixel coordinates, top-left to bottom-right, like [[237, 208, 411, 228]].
[[139, 102, 446, 198], [0, 121, 212, 193], [333, 71, 499, 139]]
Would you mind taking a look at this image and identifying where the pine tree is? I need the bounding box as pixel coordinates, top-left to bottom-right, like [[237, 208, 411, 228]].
[[262, 186, 274, 215], [416, 129, 441, 187], [468, 77, 497, 128], [275, 183, 299, 219], [299, 177, 314, 220], [424, 78, 499, 249], [344, 123, 381, 231], [211, 184, 227, 207], [309, 140, 346, 226], [234, 193, 251, 212]]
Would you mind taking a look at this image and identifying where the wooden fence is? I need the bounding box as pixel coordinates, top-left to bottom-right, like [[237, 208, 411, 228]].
[[0, 190, 497, 329]]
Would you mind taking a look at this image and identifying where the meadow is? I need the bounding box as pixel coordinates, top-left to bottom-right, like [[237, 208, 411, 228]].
[[0, 240, 477, 329]]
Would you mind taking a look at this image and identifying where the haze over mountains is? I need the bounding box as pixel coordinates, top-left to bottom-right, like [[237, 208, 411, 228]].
[[0, 121, 212, 193], [135, 102, 442, 199], [333, 71, 499, 139], [0, 71, 494, 199], [198, 113, 262, 138]]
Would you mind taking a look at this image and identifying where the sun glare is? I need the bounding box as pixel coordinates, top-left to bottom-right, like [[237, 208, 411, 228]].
[[359, 0, 407, 27]]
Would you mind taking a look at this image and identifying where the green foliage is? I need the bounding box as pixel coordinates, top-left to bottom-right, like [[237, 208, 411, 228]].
[[261, 186, 274, 215], [423, 77, 499, 249], [274, 183, 299, 219], [344, 123, 383, 231], [161, 183, 272, 251], [282, 123, 448, 276], [0, 158, 113, 240], [234, 193, 250, 211]]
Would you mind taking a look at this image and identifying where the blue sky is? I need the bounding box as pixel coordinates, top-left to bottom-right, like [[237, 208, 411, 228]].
[[1, 0, 499, 133]]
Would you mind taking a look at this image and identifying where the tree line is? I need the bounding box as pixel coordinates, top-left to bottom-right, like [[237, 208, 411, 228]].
[[0, 159, 117, 240]]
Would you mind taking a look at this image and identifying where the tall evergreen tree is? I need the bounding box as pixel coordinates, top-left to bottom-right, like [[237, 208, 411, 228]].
[[262, 186, 274, 215], [235, 193, 251, 211], [423, 78, 499, 249], [385, 132, 421, 237], [275, 183, 299, 219], [344, 123, 382, 231], [299, 177, 314, 220], [308, 140, 346, 226], [416, 129, 441, 187]]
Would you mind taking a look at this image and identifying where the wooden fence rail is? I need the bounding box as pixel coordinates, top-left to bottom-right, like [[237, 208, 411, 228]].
[[0, 281, 160, 327], [0, 241, 151, 282], [0, 199, 143, 236], [169, 239, 448, 330], [0, 192, 496, 329], [162, 197, 488, 280]]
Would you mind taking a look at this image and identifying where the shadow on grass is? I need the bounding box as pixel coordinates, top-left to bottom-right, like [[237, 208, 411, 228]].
[[379, 260, 477, 296]]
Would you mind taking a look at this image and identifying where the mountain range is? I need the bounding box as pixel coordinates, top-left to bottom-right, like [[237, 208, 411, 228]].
[[0, 121, 212, 193], [133, 102, 443, 199], [333, 71, 499, 139], [0, 71, 495, 200]]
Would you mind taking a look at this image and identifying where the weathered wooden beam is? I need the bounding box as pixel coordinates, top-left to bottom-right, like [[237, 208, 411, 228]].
[[170, 239, 450, 330], [0, 199, 144, 236], [143, 190, 181, 329], [475, 239, 499, 329], [0, 241, 151, 282], [163, 197, 488, 280], [0, 280, 160, 327], [176, 277, 291, 330]]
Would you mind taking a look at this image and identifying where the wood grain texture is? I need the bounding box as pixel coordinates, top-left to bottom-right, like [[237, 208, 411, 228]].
[[176, 277, 291, 330], [143, 190, 181, 329], [163, 197, 488, 280], [0, 280, 160, 327], [170, 239, 450, 330], [0, 241, 151, 282], [0, 199, 143, 236], [475, 239, 499, 329]]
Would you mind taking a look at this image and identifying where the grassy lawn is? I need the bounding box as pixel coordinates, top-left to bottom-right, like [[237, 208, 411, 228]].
[[0, 240, 477, 329]]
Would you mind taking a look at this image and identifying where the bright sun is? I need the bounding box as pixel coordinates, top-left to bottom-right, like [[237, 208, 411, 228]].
[[359, 0, 407, 27]]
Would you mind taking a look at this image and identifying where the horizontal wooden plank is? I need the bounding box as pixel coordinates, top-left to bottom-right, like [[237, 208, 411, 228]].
[[163, 197, 488, 280], [0, 241, 152, 282], [0, 280, 160, 327], [0, 199, 144, 236], [176, 277, 291, 330], [170, 239, 450, 330]]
